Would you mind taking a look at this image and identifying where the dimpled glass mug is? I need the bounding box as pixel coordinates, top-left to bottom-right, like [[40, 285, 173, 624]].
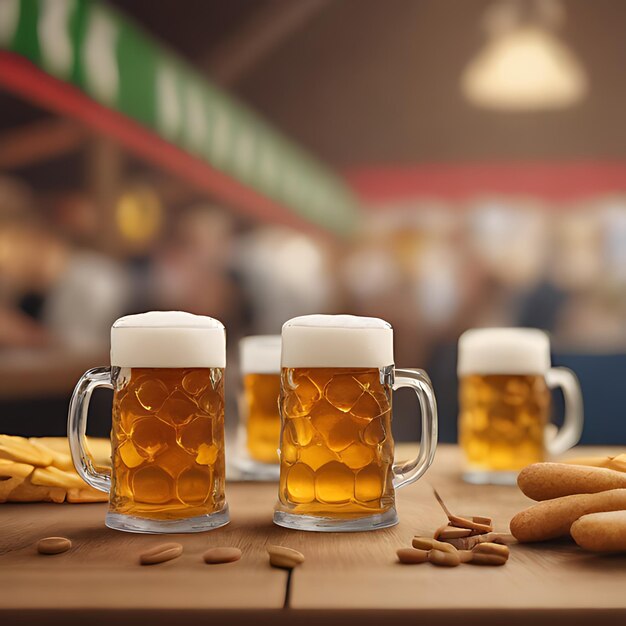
[[273, 314, 438, 532], [68, 311, 229, 533], [458, 328, 584, 485], [234, 335, 282, 480]]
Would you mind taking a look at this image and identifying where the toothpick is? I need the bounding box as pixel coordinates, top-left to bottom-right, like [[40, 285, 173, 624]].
[[432, 487, 452, 518]]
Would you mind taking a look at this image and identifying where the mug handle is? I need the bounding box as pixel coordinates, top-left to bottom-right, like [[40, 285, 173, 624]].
[[391, 368, 438, 489], [545, 366, 584, 456], [67, 366, 112, 493]]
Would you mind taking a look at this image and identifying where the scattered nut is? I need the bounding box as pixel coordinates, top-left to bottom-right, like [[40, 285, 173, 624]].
[[467, 552, 507, 566], [472, 542, 510, 559], [37, 537, 71, 555], [203, 547, 242, 564], [139, 542, 183, 565], [440, 532, 515, 550], [428, 549, 461, 567], [448, 514, 493, 534], [412, 536, 457, 553], [458, 550, 474, 563], [267, 545, 304, 569], [398, 488, 512, 567], [396, 548, 429, 564], [434, 525, 472, 540]]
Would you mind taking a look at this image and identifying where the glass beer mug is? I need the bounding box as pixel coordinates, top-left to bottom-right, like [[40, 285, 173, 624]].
[[68, 311, 229, 533], [458, 328, 584, 484], [273, 315, 438, 532], [234, 335, 282, 480]]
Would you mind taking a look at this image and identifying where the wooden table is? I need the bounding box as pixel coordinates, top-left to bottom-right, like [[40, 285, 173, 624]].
[[1, 445, 625, 625]]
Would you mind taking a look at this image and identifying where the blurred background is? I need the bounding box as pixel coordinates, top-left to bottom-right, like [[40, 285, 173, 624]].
[[1, 0, 625, 444]]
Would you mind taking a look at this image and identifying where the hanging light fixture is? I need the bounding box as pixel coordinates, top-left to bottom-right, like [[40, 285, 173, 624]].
[[461, 0, 588, 111]]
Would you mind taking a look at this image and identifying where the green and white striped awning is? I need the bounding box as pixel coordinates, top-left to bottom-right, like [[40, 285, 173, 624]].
[[0, 0, 359, 235]]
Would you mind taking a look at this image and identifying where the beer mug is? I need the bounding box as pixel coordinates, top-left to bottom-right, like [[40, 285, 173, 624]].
[[458, 328, 584, 484], [234, 335, 282, 480], [68, 311, 229, 533], [273, 315, 438, 532]]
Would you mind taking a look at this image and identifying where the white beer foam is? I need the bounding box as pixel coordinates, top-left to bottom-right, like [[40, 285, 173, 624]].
[[281, 314, 393, 368], [111, 311, 226, 368], [240, 335, 281, 374], [458, 328, 550, 376]]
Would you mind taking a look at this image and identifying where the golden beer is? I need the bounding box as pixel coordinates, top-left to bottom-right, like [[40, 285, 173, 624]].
[[457, 328, 583, 483], [459, 374, 549, 471], [243, 372, 281, 464], [279, 367, 395, 518], [110, 367, 225, 519]]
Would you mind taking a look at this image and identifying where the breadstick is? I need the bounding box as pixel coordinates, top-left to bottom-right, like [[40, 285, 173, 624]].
[[571, 511, 626, 553], [510, 489, 626, 542], [518, 463, 626, 501]]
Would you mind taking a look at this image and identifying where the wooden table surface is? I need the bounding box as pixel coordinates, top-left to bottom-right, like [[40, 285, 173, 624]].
[[1, 445, 625, 626]]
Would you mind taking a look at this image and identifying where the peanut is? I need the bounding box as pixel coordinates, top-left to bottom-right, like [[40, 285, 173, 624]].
[[468, 552, 507, 566], [472, 542, 510, 558], [139, 542, 183, 565], [267, 545, 304, 569], [458, 550, 474, 563], [441, 532, 516, 550], [448, 514, 493, 534], [203, 547, 242, 564], [518, 463, 626, 501], [428, 549, 461, 567], [412, 536, 457, 553], [510, 489, 626, 542], [571, 511, 626, 553], [434, 525, 472, 540], [37, 536, 71, 555], [396, 548, 429, 564]]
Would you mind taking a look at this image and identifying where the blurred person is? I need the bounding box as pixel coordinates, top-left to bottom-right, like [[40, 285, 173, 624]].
[[0, 307, 49, 349], [151, 204, 240, 323], [551, 206, 626, 350], [466, 198, 552, 327], [234, 226, 335, 334], [601, 198, 626, 287], [0, 205, 130, 354], [549, 209, 602, 294], [468, 198, 549, 290], [43, 250, 131, 353], [0, 222, 68, 349]]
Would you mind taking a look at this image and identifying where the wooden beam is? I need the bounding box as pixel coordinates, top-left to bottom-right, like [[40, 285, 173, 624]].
[[0, 117, 86, 170], [205, 0, 333, 86]]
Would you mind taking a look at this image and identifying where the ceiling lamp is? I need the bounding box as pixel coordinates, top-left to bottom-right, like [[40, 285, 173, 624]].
[[461, 0, 588, 111]]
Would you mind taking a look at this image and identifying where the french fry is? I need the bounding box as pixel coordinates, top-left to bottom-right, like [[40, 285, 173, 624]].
[[0, 435, 52, 467], [32, 437, 70, 455], [6, 473, 66, 503], [0, 475, 26, 502], [29, 436, 111, 469], [0, 458, 35, 479], [0, 435, 112, 504], [31, 466, 85, 490], [28, 439, 73, 470], [66, 487, 108, 503], [86, 437, 112, 468]]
